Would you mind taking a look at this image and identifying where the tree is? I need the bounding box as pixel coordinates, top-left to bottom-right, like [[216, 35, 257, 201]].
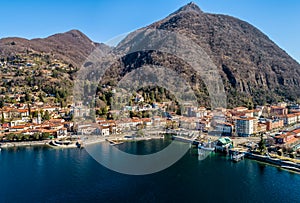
[[129, 111, 135, 118], [70, 113, 74, 121], [25, 92, 31, 102], [33, 133, 40, 140], [176, 107, 182, 115], [31, 111, 39, 118], [102, 107, 108, 115], [277, 149, 283, 156], [43, 110, 50, 120], [52, 70, 59, 78], [289, 152, 296, 159], [41, 132, 50, 140], [258, 133, 267, 155], [5, 133, 15, 141], [96, 109, 102, 116], [1, 112, 4, 124], [0, 99, 4, 108], [23, 134, 30, 141], [38, 92, 44, 102]]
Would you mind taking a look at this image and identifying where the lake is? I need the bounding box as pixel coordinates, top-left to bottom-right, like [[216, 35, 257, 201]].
[[1, 138, 300, 202]]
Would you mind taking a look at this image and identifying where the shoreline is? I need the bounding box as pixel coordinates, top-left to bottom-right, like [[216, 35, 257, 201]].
[[2, 136, 300, 175], [245, 153, 300, 173], [0, 134, 165, 149]]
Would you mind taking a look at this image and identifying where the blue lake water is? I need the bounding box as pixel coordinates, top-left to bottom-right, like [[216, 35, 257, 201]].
[[1, 138, 300, 202]]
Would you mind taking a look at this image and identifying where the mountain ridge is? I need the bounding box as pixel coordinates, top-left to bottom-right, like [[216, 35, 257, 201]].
[[117, 3, 300, 106], [1, 3, 300, 107], [0, 29, 110, 68]]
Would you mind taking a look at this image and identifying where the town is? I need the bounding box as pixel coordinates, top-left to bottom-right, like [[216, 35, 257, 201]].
[[1, 90, 300, 157], [1, 44, 300, 165]]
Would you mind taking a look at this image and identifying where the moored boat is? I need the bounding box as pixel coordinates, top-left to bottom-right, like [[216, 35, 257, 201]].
[[231, 153, 245, 162], [198, 139, 215, 152]]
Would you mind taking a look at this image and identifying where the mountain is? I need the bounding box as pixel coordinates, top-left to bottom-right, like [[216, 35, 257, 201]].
[[0, 30, 110, 67], [109, 2, 300, 107], [1, 2, 300, 107]]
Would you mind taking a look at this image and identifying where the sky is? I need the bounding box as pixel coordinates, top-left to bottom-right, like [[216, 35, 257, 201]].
[[0, 0, 299, 62]]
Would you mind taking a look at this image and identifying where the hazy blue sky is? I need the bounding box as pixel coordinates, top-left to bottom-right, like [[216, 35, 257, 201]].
[[0, 0, 299, 61]]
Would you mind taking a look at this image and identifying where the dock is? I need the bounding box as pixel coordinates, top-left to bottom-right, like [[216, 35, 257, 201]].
[[105, 139, 124, 146], [172, 134, 198, 145], [245, 153, 300, 171]]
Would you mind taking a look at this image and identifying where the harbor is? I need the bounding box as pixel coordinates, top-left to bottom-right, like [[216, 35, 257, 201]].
[[171, 133, 300, 173], [2, 130, 300, 174]]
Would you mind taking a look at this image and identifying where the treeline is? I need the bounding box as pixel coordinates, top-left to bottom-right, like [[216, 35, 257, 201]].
[[2, 132, 51, 142]]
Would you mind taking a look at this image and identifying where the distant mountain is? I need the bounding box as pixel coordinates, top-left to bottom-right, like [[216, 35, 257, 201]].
[[1, 2, 300, 107], [110, 2, 300, 107], [0, 29, 110, 67]]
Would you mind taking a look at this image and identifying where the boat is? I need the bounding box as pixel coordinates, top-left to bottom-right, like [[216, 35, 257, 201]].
[[231, 153, 245, 162], [197, 140, 215, 160], [198, 145, 215, 151], [198, 147, 214, 161], [198, 140, 215, 152]]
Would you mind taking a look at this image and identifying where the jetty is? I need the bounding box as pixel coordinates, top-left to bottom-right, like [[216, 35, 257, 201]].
[[172, 133, 198, 145], [105, 139, 124, 146], [245, 153, 300, 173]]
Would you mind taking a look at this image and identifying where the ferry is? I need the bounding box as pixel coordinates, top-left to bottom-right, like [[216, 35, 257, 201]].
[[198, 145, 215, 152], [198, 140, 215, 152]]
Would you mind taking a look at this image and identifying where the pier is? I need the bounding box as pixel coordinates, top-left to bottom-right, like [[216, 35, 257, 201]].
[[245, 153, 300, 173]]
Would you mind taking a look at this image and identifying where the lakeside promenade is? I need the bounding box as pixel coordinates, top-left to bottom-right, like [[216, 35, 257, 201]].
[[0, 128, 260, 149], [0, 132, 166, 149]]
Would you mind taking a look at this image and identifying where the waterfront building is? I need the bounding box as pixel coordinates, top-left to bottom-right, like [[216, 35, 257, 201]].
[[100, 126, 110, 136], [215, 137, 233, 152], [235, 117, 258, 137], [215, 122, 233, 136], [266, 119, 284, 131]]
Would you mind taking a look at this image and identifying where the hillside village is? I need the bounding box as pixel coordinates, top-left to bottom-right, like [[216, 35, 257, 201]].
[[1, 47, 300, 157], [1, 84, 300, 154]]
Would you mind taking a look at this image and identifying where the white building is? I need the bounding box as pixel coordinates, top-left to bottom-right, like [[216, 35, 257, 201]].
[[100, 126, 110, 136], [282, 114, 297, 126], [236, 117, 257, 137]]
